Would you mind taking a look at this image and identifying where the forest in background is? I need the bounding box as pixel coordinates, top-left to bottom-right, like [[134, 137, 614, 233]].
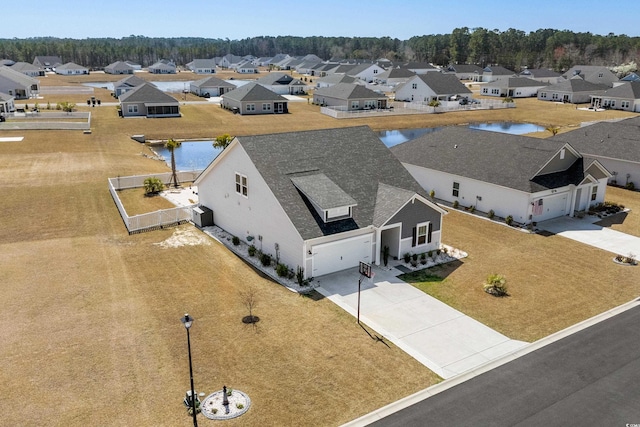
[[1, 28, 639, 72]]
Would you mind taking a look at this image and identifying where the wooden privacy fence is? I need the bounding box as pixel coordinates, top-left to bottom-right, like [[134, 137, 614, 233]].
[[108, 170, 203, 234]]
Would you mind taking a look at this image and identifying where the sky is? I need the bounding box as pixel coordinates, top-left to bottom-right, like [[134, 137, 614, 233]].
[[3, 0, 640, 40]]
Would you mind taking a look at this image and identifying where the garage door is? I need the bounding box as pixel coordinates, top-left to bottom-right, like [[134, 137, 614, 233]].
[[311, 234, 372, 277], [535, 193, 568, 222]]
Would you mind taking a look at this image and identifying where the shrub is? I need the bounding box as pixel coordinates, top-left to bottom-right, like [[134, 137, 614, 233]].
[[412, 253, 418, 261], [469, 205, 476, 213], [428, 99, 441, 107], [505, 215, 514, 226], [247, 245, 256, 256], [427, 250, 433, 258], [436, 249, 441, 255], [143, 177, 164, 195], [232, 236, 240, 246], [626, 182, 635, 191], [420, 252, 426, 260], [260, 253, 271, 267], [236, 403, 244, 409], [276, 263, 289, 277], [483, 273, 509, 297], [452, 200, 459, 209], [403, 253, 411, 263], [429, 189, 435, 200], [488, 209, 495, 219], [296, 266, 305, 286]]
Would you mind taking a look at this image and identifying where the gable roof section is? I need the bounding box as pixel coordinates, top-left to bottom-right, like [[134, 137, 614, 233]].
[[316, 74, 358, 85], [544, 76, 609, 93], [598, 81, 640, 99], [222, 82, 287, 102], [56, 62, 88, 71], [0, 65, 39, 87], [314, 83, 386, 100], [484, 77, 549, 89], [228, 126, 428, 240], [191, 76, 235, 89], [446, 64, 483, 74], [33, 56, 62, 67], [377, 68, 416, 79], [11, 62, 42, 73], [291, 174, 357, 210], [483, 65, 516, 76], [118, 83, 178, 104], [414, 73, 472, 94], [391, 126, 589, 193], [622, 73, 640, 82], [256, 72, 301, 86], [520, 68, 561, 78], [115, 75, 146, 88], [106, 61, 134, 71], [190, 59, 217, 69]]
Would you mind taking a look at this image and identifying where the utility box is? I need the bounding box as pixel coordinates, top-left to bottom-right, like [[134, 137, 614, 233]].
[[192, 205, 213, 228]]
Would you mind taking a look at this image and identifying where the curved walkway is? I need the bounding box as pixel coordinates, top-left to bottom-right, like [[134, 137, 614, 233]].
[[315, 265, 527, 379]]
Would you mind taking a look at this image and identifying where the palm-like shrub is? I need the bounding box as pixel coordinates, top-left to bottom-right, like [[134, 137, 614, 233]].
[[483, 274, 508, 297]]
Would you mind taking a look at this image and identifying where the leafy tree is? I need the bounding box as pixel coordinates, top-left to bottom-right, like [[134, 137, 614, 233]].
[[143, 177, 164, 195], [213, 134, 233, 150], [165, 138, 181, 188]]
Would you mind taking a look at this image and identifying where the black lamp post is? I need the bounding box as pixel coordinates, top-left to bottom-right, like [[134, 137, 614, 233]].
[[181, 313, 198, 427]]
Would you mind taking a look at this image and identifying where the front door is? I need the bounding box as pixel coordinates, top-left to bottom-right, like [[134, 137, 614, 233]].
[[379, 225, 401, 266], [274, 102, 284, 114]]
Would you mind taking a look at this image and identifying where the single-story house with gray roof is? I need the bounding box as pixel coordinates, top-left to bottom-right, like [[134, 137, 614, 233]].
[[394, 73, 472, 103], [562, 66, 618, 87], [519, 68, 562, 84], [0, 65, 40, 99], [374, 68, 416, 86], [313, 83, 388, 110], [11, 62, 45, 77], [551, 116, 640, 188], [391, 126, 611, 225], [118, 83, 180, 118], [113, 75, 146, 97], [148, 60, 176, 74], [537, 76, 609, 104], [33, 56, 62, 71], [315, 74, 358, 88], [221, 82, 288, 114], [55, 62, 89, 75], [190, 76, 236, 97], [481, 65, 517, 83], [481, 77, 548, 98], [589, 81, 640, 111], [187, 59, 217, 74], [443, 64, 484, 81], [255, 72, 307, 95], [105, 61, 134, 75], [193, 126, 447, 278]]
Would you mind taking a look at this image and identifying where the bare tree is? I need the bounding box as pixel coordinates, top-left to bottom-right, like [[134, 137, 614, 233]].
[[239, 285, 259, 325]]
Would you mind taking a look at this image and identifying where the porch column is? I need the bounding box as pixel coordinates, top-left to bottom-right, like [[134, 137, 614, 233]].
[[374, 228, 382, 265]]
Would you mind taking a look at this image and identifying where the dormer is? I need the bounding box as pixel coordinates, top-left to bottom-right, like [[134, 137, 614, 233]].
[[291, 173, 357, 223], [532, 143, 581, 178]]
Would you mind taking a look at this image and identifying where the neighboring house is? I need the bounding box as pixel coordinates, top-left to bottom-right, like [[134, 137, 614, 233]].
[[551, 116, 640, 187], [345, 63, 386, 82], [537, 76, 608, 104], [253, 57, 273, 66], [313, 83, 389, 110], [187, 59, 217, 74], [373, 67, 415, 86], [221, 82, 288, 115], [33, 56, 63, 71], [236, 61, 259, 74], [124, 61, 142, 71], [193, 126, 447, 279], [0, 65, 40, 99], [113, 75, 146, 97], [519, 68, 563, 84], [589, 81, 640, 111], [394, 72, 472, 103], [562, 66, 618, 87], [391, 126, 611, 225], [315, 74, 358, 88], [443, 64, 484, 81], [219, 54, 243, 69], [0, 92, 15, 113], [401, 62, 439, 74], [310, 62, 340, 77], [481, 65, 517, 83], [190, 76, 236, 97], [480, 77, 548, 98], [148, 60, 176, 74], [105, 61, 134, 75], [0, 59, 15, 66], [55, 62, 89, 75], [294, 60, 322, 75], [10, 62, 45, 77], [118, 83, 180, 118], [621, 72, 640, 82], [255, 72, 307, 95]]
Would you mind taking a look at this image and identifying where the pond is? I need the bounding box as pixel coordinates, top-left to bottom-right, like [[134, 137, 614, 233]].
[[155, 122, 546, 171], [378, 122, 545, 147], [83, 79, 248, 93]]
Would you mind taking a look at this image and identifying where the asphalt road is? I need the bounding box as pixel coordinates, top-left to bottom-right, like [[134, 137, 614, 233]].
[[370, 302, 640, 427]]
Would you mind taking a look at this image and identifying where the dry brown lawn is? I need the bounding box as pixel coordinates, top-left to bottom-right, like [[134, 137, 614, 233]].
[[2, 76, 639, 425]]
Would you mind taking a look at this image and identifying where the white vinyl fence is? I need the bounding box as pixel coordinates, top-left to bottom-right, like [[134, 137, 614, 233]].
[[320, 99, 515, 118], [108, 171, 203, 234], [0, 112, 91, 130]]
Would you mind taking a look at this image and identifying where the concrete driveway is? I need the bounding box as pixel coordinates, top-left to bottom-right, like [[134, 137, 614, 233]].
[[538, 214, 640, 256], [314, 266, 527, 379]]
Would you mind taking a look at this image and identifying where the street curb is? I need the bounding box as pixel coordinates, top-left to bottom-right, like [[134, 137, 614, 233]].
[[341, 297, 640, 426]]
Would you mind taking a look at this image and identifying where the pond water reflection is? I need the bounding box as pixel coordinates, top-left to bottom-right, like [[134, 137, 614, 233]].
[[152, 141, 222, 171]]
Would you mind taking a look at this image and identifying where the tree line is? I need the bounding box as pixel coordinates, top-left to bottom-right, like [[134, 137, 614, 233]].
[[0, 29, 638, 71]]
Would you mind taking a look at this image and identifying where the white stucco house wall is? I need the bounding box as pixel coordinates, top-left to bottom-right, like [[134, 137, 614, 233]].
[[193, 126, 447, 279], [394, 73, 472, 103], [391, 127, 611, 225]]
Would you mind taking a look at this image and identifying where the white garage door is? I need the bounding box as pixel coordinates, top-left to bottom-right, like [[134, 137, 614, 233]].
[[535, 193, 568, 222], [311, 234, 372, 277]]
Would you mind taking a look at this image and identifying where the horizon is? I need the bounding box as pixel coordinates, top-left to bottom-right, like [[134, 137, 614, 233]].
[[4, 0, 640, 40]]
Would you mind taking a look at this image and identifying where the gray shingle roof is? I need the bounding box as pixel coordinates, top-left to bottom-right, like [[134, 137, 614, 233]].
[[391, 126, 585, 193], [236, 126, 427, 240], [0, 65, 39, 87], [316, 74, 357, 85], [598, 81, 640, 99], [191, 76, 235, 89], [484, 77, 549, 89], [520, 68, 561, 78], [119, 83, 178, 104], [445, 64, 483, 74], [222, 82, 287, 102], [377, 68, 416, 79], [483, 65, 516, 76], [313, 83, 387, 100], [256, 72, 303, 86], [56, 62, 88, 71], [291, 174, 357, 210], [190, 59, 217, 69], [551, 118, 640, 163], [114, 75, 146, 88], [544, 76, 609, 93], [414, 73, 472, 95]]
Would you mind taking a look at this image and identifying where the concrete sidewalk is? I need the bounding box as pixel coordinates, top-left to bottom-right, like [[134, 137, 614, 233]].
[[539, 214, 640, 256], [315, 266, 527, 379]]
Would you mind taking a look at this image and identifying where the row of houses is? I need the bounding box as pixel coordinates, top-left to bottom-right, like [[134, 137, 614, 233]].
[[191, 114, 640, 279]]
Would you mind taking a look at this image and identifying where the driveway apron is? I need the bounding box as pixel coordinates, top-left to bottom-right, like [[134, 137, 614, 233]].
[[315, 266, 527, 379]]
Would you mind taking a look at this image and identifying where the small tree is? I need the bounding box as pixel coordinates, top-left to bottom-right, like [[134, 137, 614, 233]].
[[59, 101, 76, 113], [165, 138, 181, 188], [143, 177, 164, 195], [546, 126, 560, 136], [428, 99, 441, 107], [239, 284, 259, 324], [213, 133, 233, 150]]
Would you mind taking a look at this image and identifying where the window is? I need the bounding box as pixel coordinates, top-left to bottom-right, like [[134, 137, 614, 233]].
[[262, 103, 271, 111], [413, 222, 433, 246], [235, 173, 248, 197], [622, 101, 630, 108], [552, 93, 559, 100], [482, 88, 488, 94], [591, 185, 598, 201], [351, 101, 359, 109], [452, 182, 460, 197], [127, 105, 138, 113], [412, 83, 417, 89], [598, 73, 604, 78], [540, 92, 547, 98], [373, 69, 378, 74], [560, 148, 565, 160], [246, 104, 255, 111]]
